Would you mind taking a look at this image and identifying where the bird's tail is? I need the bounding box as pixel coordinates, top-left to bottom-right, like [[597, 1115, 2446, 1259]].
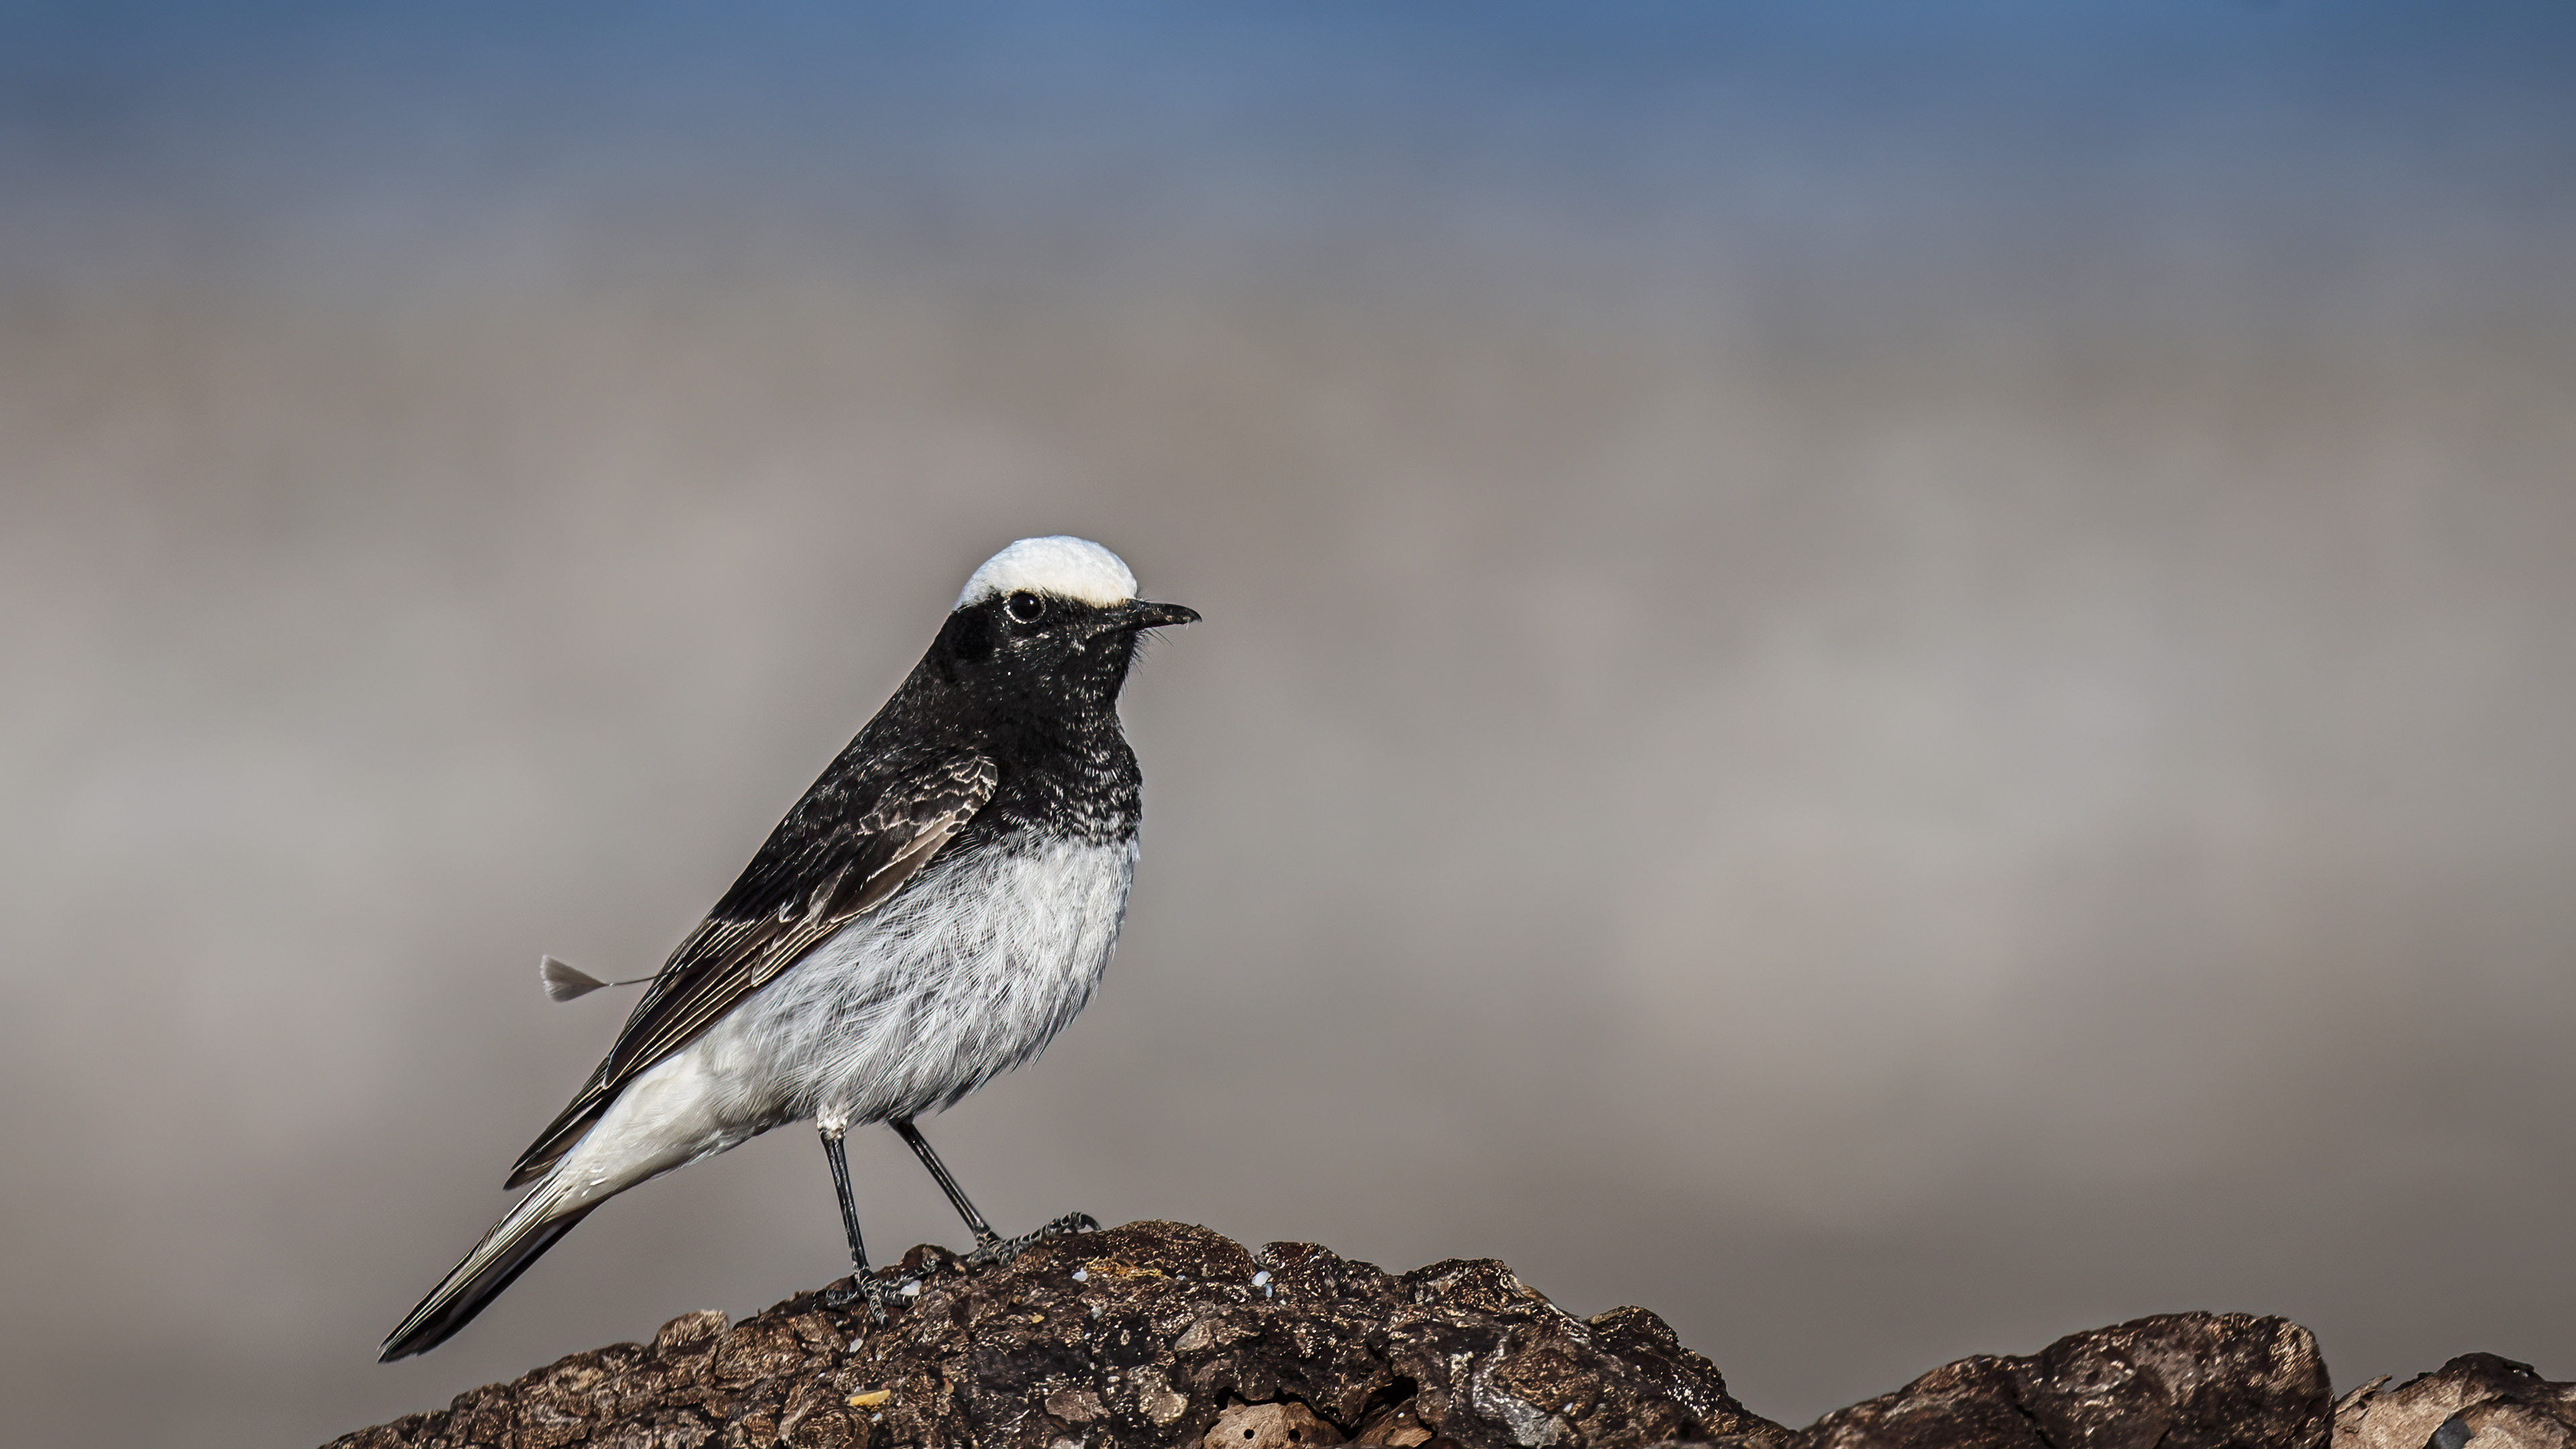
[[380, 1178, 598, 1361]]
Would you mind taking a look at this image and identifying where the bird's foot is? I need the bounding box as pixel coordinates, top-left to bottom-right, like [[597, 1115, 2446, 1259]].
[[822, 1271, 892, 1329], [965, 1212, 1100, 1269]]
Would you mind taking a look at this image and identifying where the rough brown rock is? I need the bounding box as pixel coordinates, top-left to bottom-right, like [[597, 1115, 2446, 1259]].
[[2332, 1354, 2576, 1449], [327, 1220, 2544, 1449], [1805, 1312, 2332, 1449], [326, 1220, 1792, 1449]]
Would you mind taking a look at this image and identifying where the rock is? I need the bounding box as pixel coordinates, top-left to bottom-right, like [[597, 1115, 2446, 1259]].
[[324, 1220, 1791, 1449], [1208, 1399, 1346, 1448], [1805, 1312, 2332, 1449], [331, 1222, 2548, 1449], [2332, 1353, 2576, 1449]]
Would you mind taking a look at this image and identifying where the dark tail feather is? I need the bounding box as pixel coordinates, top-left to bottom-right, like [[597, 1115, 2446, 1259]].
[[380, 1200, 598, 1361]]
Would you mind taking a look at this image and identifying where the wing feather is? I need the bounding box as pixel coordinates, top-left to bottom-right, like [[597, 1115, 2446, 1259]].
[[504, 752, 997, 1187]]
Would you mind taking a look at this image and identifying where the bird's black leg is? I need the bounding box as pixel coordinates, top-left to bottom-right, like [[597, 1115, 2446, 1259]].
[[890, 1116, 1004, 1255], [892, 1115, 1097, 1267], [817, 1126, 888, 1327]]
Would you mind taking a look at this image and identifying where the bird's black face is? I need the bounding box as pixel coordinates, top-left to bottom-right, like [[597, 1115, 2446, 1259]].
[[934, 590, 1199, 718]]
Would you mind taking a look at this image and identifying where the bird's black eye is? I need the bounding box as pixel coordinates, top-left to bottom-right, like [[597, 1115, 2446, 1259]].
[[1005, 591, 1046, 624]]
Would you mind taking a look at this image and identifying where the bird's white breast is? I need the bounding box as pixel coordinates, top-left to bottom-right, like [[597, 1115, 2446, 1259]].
[[545, 837, 1138, 1205], [715, 836, 1140, 1130]]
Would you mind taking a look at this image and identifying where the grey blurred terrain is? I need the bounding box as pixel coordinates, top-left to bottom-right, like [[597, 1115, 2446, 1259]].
[[2, 4, 2572, 1446]]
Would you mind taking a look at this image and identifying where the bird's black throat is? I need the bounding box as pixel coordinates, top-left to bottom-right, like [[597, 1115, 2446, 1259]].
[[718, 590, 1187, 923]]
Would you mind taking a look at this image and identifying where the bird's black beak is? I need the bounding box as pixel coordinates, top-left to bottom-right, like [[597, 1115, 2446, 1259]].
[[1103, 599, 1201, 633]]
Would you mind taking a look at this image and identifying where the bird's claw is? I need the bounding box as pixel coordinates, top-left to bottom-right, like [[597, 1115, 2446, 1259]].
[[966, 1212, 1100, 1269], [822, 1274, 892, 1328]]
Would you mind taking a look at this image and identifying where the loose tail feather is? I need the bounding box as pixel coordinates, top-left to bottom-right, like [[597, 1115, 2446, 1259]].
[[540, 955, 652, 1003], [540, 955, 611, 1002], [380, 1188, 598, 1361]]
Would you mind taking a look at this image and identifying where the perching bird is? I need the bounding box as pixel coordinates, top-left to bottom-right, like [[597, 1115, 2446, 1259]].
[[380, 537, 1197, 1360]]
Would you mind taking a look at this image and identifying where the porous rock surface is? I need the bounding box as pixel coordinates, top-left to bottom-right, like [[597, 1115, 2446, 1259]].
[[1807, 1311, 2330, 1449], [328, 1219, 2542, 1449], [329, 1220, 1792, 1449]]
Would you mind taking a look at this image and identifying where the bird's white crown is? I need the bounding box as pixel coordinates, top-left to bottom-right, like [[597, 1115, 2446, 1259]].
[[955, 537, 1139, 611]]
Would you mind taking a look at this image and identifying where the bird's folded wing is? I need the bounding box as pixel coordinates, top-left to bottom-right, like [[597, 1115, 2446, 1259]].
[[506, 752, 999, 1188]]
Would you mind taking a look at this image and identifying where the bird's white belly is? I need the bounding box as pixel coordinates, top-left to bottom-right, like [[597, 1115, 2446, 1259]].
[[546, 837, 1136, 1205], [726, 835, 1138, 1128]]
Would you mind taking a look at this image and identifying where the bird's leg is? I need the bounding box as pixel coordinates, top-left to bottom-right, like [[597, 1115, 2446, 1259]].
[[890, 1116, 1004, 1257], [892, 1116, 1098, 1268], [816, 1124, 889, 1327]]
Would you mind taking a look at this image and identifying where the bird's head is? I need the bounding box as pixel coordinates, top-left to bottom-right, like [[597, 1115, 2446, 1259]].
[[932, 537, 1198, 715]]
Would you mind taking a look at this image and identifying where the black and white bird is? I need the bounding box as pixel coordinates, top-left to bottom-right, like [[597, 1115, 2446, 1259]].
[[380, 537, 1197, 1361]]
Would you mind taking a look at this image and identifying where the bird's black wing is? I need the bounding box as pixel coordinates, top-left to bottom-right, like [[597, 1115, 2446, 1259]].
[[505, 751, 998, 1188]]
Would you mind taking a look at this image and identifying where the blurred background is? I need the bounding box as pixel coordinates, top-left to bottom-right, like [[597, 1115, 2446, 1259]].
[[4, 1, 2573, 1444]]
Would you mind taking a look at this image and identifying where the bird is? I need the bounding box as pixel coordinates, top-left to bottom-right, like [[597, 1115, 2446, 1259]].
[[380, 536, 1197, 1361]]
